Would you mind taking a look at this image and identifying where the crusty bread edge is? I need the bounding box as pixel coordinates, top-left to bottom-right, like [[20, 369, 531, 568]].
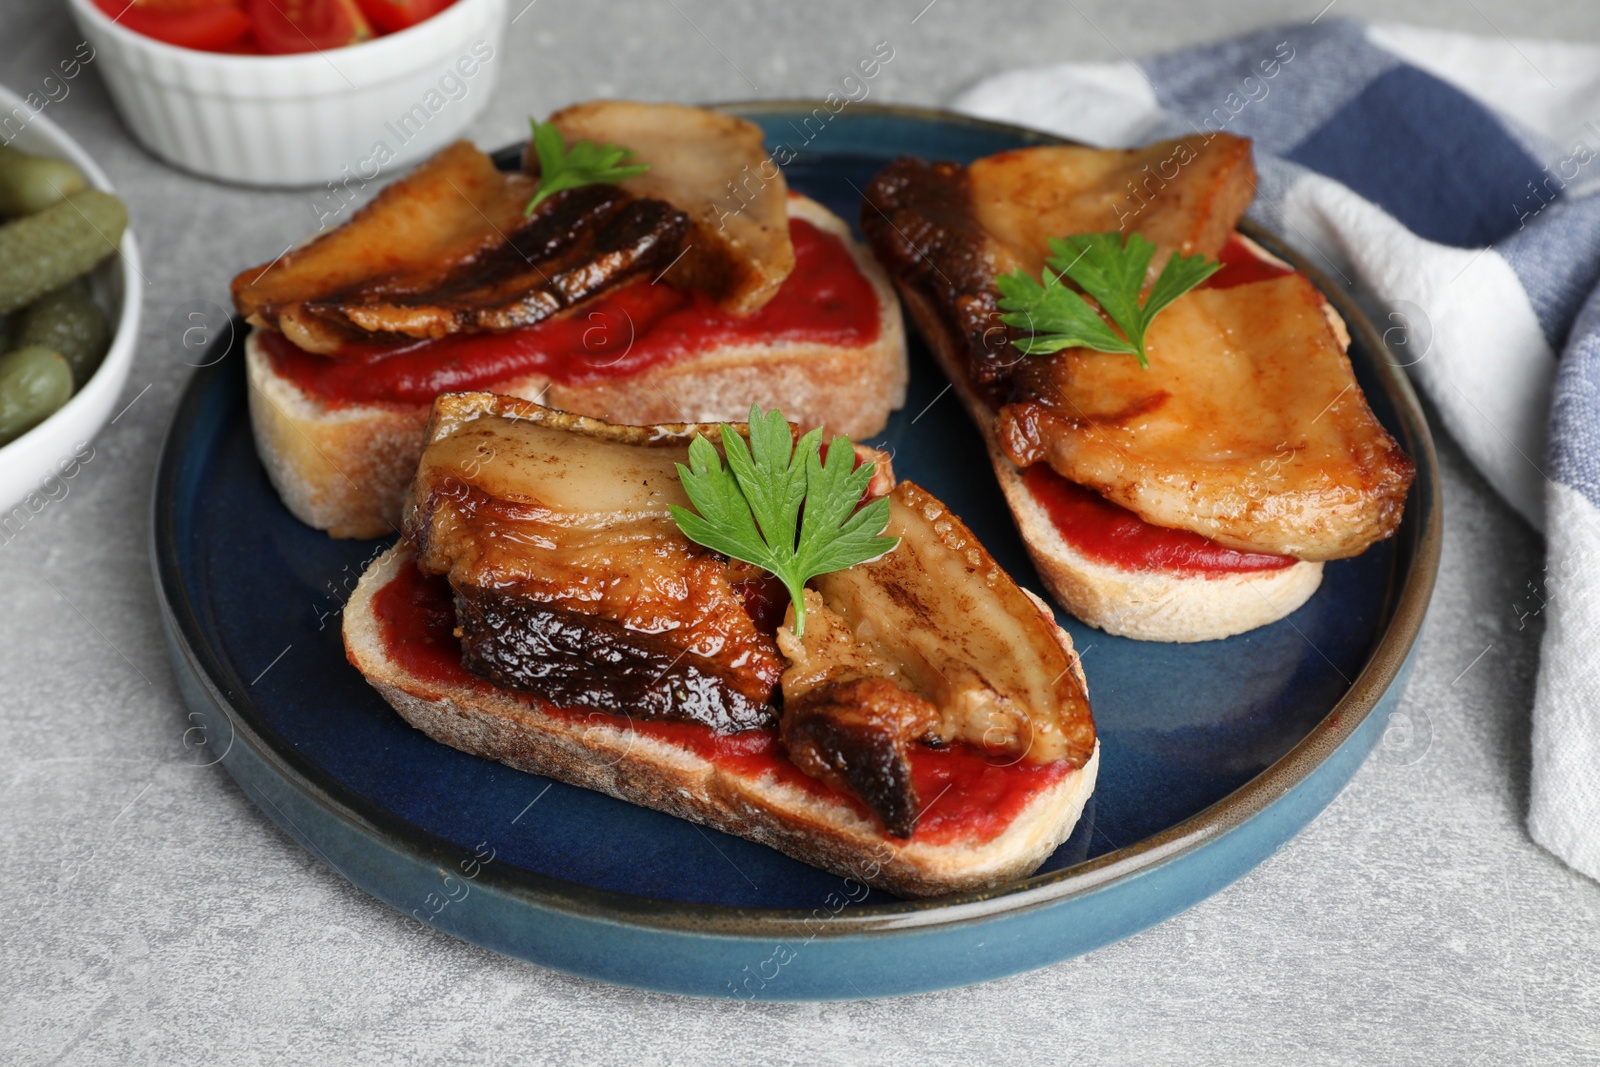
[[343, 541, 1099, 899], [246, 193, 908, 540], [894, 281, 1324, 643]]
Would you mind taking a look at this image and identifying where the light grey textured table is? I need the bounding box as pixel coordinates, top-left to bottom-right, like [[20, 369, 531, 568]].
[[3, 0, 1598, 1063]]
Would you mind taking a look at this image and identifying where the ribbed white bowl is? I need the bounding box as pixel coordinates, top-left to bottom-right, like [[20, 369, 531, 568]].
[[0, 85, 140, 525], [65, 0, 507, 187]]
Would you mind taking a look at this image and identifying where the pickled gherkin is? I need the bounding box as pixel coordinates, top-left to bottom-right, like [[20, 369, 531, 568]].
[[0, 189, 127, 314], [55, 275, 92, 299], [0, 346, 73, 444], [0, 146, 87, 217], [15, 286, 109, 386]]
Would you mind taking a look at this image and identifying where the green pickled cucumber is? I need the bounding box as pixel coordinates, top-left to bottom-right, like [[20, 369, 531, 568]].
[[0, 346, 73, 444], [55, 275, 92, 299], [16, 287, 108, 387], [0, 189, 127, 315], [0, 313, 10, 353], [0, 146, 87, 217]]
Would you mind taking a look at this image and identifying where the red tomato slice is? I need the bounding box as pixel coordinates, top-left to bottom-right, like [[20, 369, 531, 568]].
[[93, 0, 252, 51], [353, 0, 452, 33], [247, 0, 372, 53]]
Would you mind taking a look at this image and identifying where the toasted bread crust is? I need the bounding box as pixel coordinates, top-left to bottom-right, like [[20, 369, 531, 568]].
[[895, 281, 1323, 643], [344, 543, 1098, 898], [248, 194, 907, 539]]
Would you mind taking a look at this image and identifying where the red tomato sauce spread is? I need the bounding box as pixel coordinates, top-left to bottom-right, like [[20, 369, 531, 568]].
[[1205, 232, 1295, 290], [1020, 231, 1299, 577], [264, 218, 880, 408], [372, 558, 1070, 847], [1022, 464, 1296, 576]]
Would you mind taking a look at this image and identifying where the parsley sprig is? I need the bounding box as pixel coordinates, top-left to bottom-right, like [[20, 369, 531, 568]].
[[996, 232, 1220, 369], [523, 118, 651, 216], [669, 406, 898, 638]]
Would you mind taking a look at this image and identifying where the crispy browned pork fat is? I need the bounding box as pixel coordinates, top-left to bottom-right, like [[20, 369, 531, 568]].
[[538, 101, 796, 315], [861, 134, 1414, 560], [1001, 276, 1414, 559], [405, 397, 785, 732], [404, 395, 1093, 838], [780, 673, 940, 840], [232, 103, 797, 354], [860, 135, 1256, 396], [778, 484, 1096, 837], [230, 142, 691, 355]]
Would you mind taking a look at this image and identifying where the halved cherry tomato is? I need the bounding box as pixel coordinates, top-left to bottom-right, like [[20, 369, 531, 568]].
[[93, 0, 252, 51], [246, 0, 372, 54], [353, 0, 453, 34]]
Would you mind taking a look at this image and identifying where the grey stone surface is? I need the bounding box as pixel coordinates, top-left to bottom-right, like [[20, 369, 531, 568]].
[[2, 0, 1598, 1063]]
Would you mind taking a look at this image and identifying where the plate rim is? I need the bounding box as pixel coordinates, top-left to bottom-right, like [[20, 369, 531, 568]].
[[152, 100, 1442, 940]]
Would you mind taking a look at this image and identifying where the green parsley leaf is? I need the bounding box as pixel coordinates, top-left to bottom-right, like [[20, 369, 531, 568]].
[[524, 117, 651, 216], [996, 231, 1221, 369], [669, 405, 899, 638]]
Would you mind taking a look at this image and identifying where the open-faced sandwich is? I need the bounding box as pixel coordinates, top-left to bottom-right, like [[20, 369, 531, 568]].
[[861, 133, 1414, 642], [233, 101, 906, 538], [343, 393, 1098, 897]]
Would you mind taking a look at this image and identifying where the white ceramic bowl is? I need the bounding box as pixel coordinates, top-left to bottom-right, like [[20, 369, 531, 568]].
[[0, 85, 140, 524], [65, 0, 507, 187]]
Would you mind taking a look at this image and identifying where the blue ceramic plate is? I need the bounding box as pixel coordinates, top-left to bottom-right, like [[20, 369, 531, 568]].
[[154, 104, 1439, 1000]]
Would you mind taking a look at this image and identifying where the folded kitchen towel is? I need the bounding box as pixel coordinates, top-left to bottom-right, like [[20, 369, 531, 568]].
[[952, 19, 1600, 882]]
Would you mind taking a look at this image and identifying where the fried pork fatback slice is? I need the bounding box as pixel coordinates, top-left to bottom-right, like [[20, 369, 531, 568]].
[[967, 134, 1256, 280], [234, 142, 528, 351], [800, 482, 1096, 764], [540, 101, 796, 315], [998, 275, 1415, 560], [860, 134, 1255, 390], [776, 483, 1097, 836], [231, 141, 690, 355], [403, 395, 785, 730]]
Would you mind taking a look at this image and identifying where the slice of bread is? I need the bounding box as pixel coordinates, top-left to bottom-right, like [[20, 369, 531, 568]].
[[247, 193, 907, 539], [895, 274, 1324, 644], [344, 541, 1099, 898]]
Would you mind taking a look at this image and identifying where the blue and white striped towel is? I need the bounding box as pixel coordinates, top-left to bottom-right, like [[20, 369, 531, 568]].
[[954, 19, 1600, 882]]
